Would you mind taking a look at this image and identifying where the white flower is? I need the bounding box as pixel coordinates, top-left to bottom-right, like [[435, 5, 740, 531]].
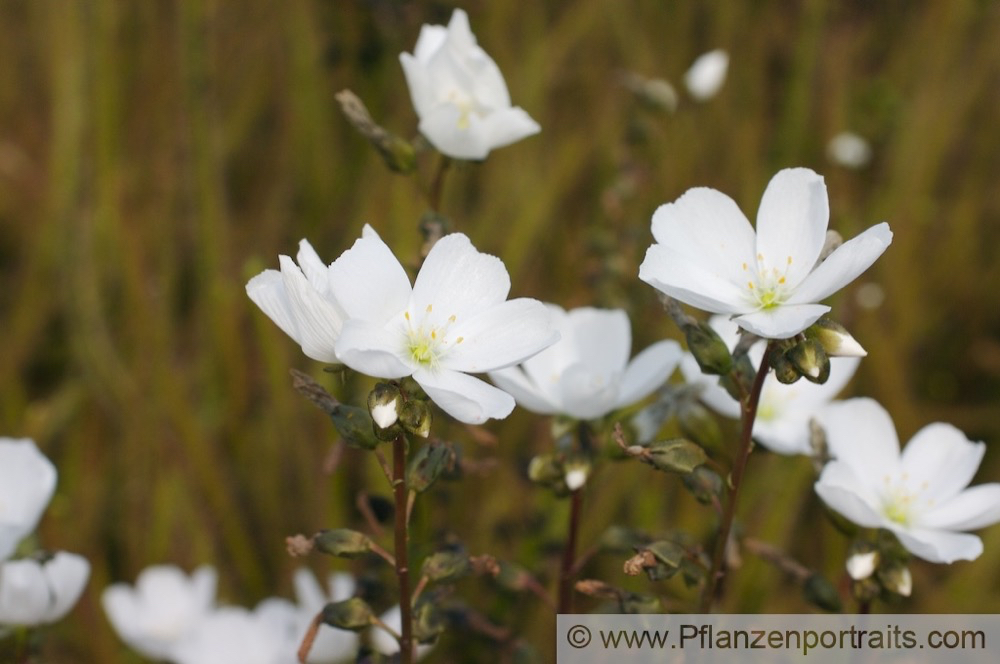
[[489, 305, 681, 420], [246, 239, 346, 363], [102, 565, 217, 660], [827, 132, 872, 169], [370, 605, 434, 661], [683, 49, 729, 101], [291, 569, 358, 664], [815, 398, 1000, 564], [172, 603, 299, 664], [330, 227, 558, 424], [400, 9, 540, 160], [681, 315, 860, 455], [0, 552, 90, 626], [0, 438, 57, 561], [639, 167, 893, 339]]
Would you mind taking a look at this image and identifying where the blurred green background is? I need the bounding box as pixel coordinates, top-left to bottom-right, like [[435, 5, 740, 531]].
[[2, 0, 1000, 661]]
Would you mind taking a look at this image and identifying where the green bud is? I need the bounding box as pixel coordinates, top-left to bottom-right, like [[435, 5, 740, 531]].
[[399, 399, 432, 438], [786, 338, 830, 384], [682, 466, 724, 505], [769, 349, 802, 384], [678, 402, 723, 451], [803, 573, 842, 612], [313, 529, 373, 558], [878, 562, 912, 597], [805, 317, 867, 358], [421, 550, 471, 583], [527, 454, 563, 485], [368, 383, 403, 430], [646, 540, 684, 569], [685, 321, 733, 375], [406, 440, 456, 493], [645, 438, 708, 474], [412, 599, 446, 643], [321, 597, 375, 631], [720, 352, 756, 400], [329, 405, 381, 450]]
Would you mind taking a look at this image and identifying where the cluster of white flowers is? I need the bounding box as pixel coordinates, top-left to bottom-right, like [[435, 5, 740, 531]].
[[102, 565, 421, 664], [0, 438, 90, 628]]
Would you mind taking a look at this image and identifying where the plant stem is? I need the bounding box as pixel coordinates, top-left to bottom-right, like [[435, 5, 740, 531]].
[[393, 433, 414, 664], [428, 155, 451, 213], [699, 342, 773, 612], [558, 488, 584, 613]]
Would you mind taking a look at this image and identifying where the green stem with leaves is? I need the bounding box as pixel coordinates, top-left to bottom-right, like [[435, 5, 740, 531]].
[[700, 342, 774, 612]]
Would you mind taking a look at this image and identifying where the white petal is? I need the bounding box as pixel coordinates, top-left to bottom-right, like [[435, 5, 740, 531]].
[[733, 303, 829, 338], [292, 568, 326, 612], [487, 367, 560, 415], [335, 320, 412, 379], [412, 24, 448, 63], [919, 484, 1000, 531], [893, 527, 983, 564], [900, 423, 984, 504], [787, 222, 893, 304], [754, 168, 829, 289], [0, 438, 57, 561], [816, 398, 901, 485], [753, 413, 814, 455], [400, 52, 438, 119], [296, 239, 330, 291], [39, 551, 90, 623], [418, 105, 492, 160], [442, 298, 558, 373], [415, 369, 515, 424], [846, 551, 878, 580], [814, 463, 885, 528], [681, 353, 741, 419], [328, 230, 412, 325], [327, 572, 355, 602], [639, 244, 752, 314], [279, 255, 344, 363], [411, 234, 510, 323], [246, 269, 301, 342], [684, 49, 729, 101], [649, 188, 757, 288], [480, 107, 541, 152], [0, 558, 49, 625], [558, 362, 621, 420], [564, 308, 631, 379], [616, 340, 683, 409]]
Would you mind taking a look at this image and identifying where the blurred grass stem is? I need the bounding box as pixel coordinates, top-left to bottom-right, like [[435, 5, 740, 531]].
[[700, 342, 774, 612]]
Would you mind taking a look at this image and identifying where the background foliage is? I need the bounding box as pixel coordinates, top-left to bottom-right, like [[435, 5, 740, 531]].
[[2, 0, 1000, 660]]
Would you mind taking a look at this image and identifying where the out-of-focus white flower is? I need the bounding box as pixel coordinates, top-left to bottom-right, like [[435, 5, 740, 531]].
[[683, 49, 729, 101], [681, 315, 859, 455], [827, 132, 872, 169], [246, 240, 346, 363], [331, 226, 558, 424], [370, 605, 434, 660], [171, 603, 299, 664], [0, 552, 90, 626], [846, 551, 878, 580], [0, 438, 57, 561], [102, 565, 217, 660], [400, 9, 540, 160], [815, 398, 1000, 564], [291, 569, 358, 664], [639, 168, 893, 339], [489, 305, 681, 420]]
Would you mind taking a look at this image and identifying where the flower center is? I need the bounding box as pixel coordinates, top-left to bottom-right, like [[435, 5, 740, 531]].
[[880, 472, 933, 527], [446, 90, 483, 130], [744, 253, 794, 309], [403, 305, 463, 369]]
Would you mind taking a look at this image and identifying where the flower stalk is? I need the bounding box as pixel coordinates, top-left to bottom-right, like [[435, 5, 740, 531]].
[[700, 342, 774, 612], [558, 488, 584, 614], [392, 433, 414, 664]]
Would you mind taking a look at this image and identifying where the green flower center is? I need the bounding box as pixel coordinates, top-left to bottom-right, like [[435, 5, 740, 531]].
[[403, 306, 463, 369], [744, 253, 794, 309]]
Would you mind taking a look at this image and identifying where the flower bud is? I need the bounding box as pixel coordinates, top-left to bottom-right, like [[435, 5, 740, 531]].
[[678, 402, 723, 451], [685, 321, 733, 375], [329, 405, 381, 450], [804, 317, 867, 358], [878, 562, 912, 597], [421, 550, 472, 583], [368, 383, 403, 429], [845, 544, 878, 581], [562, 457, 591, 492], [682, 465, 724, 505], [527, 454, 562, 485], [313, 529, 373, 558], [399, 399, 432, 438], [803, 573, 842, 612], [785, 338, 830, 384], [769, 349, 802, 385], [412, 598, 446, 643], [321, 597, 375, 631], [719, 352, 756, 400], [407, 440, 456, 494], [645, 438, 708, 474], [621, 72, 678, 113]]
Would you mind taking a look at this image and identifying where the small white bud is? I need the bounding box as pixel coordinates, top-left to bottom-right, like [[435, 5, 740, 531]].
[[684, 49, 729, 101], [371, 401, 399, 429], [564, 468, 588, 492], [846, 551, 878, 580], [827, 132, 872, 169]]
